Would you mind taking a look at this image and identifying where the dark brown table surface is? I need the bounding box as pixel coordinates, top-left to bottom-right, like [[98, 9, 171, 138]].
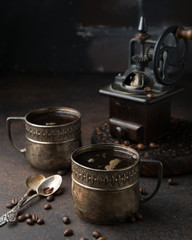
[[0, 73, 191, 240]]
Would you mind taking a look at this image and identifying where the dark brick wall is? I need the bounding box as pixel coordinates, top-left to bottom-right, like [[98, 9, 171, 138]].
[[0, 0, 192, 74]]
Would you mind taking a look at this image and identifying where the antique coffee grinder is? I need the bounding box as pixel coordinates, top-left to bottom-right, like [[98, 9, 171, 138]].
[[99, 17, 192, 143], [92, 17, 192, 177]]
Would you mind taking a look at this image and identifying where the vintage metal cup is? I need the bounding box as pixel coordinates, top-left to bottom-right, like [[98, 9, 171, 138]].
[[7, 107, 81, 171], [71, 143, 163, 224]]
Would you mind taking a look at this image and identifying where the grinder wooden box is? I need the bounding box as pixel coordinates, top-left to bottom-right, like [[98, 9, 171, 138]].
[[100, 86, 183, 143]]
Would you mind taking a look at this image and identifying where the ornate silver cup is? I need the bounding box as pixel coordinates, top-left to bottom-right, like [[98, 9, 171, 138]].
[[71, 144, 163, 224], [7, 107, 81, 171]]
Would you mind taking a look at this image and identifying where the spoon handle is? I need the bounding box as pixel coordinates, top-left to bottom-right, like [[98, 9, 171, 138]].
[[22, 193, 39, 206], [0, 192, 30, 226]]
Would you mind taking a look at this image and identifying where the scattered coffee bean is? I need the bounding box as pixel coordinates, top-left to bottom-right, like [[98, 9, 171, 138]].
[[46, 195, 54, 202], [6, 203, 14, 209], [26, 218, 34, 225], [143, 152, 149, 158], [37, 218, 45, 225], [44, 203, 52, 210], [98, 238, 106, 240], [128, 215, 136, 223], [140, 187, 148, 195], [144, 87, 151, 92], [135, 212, 143, 220], [146, 93, 154, 98], [149, 142, 159, 149], [123, 140, 130, 146], [11, 197, 18, 206], [92, 231, 102, 238], [57, 169, 68, 176], [18, 215, 26, 222], [168, 178, 178, 186], [25, 213, 32, 219], [32, 214, 38, 222], [80, 238, 89, 240], [62, 216, 70, 224], [55, 188, 64, 196], [136, 143, 145, 150], [64, 228, 73, 236], [42, 187, 54, 195]]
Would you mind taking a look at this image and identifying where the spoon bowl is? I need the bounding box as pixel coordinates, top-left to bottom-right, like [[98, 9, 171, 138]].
[[23, 174, 62, 205], [38, 175, 62, 196], [26, 174, 45, 192]]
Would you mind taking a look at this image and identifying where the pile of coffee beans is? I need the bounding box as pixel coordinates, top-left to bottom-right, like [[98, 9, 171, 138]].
[[17, 213, 45, 226], [5, 185, 64, 227], [92, 119, 192, 176]]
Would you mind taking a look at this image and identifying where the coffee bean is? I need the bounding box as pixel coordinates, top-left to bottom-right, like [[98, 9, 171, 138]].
[[136, 143, 145, 150], [149, 142, 159, 149], [128, 215, 136, 223], [62, 216, 70, 224], [92, 231, 102, 238], [25, 213, 32, 219], [144, 87, 151, 92], [46, 195, 54, 202], [11, 198, 18, 206], [18, 215, 26, 222], [64, 228, 73, 236], [123, 140, 130, 146], [135, 212, 143, 220], [98, 238, 106, 240], [26, 218, 34, 225], [140, 187, 148, 195], [37, 218, 44, 225], [42, 187, 54, 195], [143, 152, 149, 158], [57, 169, 68, 176], [32, 214, 38, 222], [146, 93, 154, 98], [44, 203, 52, 210], [6, 203, 14, 209], [168, 178, 178, 186], [55, 188, 64, 196], [80, 238, 89, 240]]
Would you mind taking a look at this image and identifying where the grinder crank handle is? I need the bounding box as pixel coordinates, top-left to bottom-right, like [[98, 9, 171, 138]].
[[175, 27, 192, 40]]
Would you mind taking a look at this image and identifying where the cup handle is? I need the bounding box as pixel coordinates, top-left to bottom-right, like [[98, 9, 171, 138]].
[[6, 117, 26, 155], [140, 158, 163, 203]]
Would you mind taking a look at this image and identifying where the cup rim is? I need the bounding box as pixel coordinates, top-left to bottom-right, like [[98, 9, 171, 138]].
[[71, 143, 139, 172], [25, 107, 81, 128]]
